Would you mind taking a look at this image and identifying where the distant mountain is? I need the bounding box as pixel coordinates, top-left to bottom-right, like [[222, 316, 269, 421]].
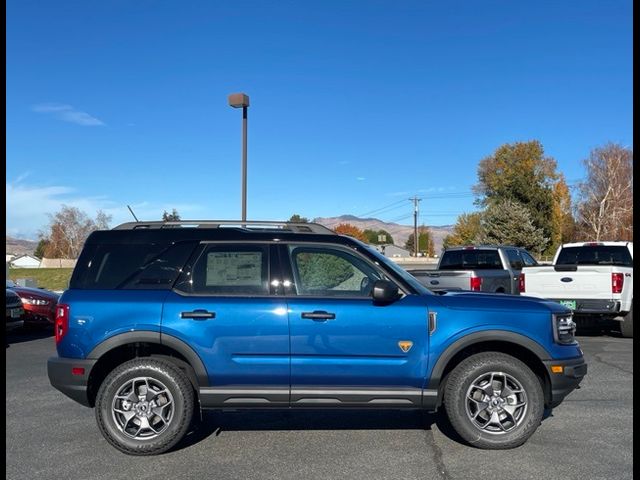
[[6, 236, 38, 257], [314, 215, 453, 254]]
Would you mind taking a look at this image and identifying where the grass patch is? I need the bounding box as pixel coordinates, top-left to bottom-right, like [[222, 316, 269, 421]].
[[8, 268, 74, 291]]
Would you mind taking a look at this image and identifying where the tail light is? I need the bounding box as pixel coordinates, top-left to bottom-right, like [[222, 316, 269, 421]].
[[470, 276, 482, 291], [519, 273, 526, 293], [55, 304, 70, 344], [612, 273, 624, 294]]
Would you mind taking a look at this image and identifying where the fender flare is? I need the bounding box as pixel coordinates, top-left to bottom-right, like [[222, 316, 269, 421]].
[[87, 331, 209, 387], [426, 330, 551, 391]]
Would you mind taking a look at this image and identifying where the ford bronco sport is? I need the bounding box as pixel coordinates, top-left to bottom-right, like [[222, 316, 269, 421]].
[[48, 220, 586, 455]]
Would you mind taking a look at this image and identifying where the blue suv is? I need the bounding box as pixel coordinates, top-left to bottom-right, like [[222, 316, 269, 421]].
[[48, 220, 586, 455]]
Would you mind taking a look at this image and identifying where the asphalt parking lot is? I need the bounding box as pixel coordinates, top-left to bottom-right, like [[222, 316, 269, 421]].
[[6, 330, 633, 480]]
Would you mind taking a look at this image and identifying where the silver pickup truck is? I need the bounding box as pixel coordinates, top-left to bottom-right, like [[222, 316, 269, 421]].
[[409, 245, 539, 294]]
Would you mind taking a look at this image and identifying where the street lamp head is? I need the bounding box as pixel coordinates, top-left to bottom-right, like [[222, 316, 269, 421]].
[[228, 93, 250, 108]]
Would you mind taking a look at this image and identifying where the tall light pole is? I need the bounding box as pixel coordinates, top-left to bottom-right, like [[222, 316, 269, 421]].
[[228, 93, 250, 221], [409, 196, 421, 257]]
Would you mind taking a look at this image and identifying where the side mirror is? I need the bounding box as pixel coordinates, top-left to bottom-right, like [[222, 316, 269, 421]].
[[371, 279, 400, 305]]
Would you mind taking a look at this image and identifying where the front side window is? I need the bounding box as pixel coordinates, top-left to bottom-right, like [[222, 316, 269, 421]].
[[184, 244, 269, 295], [288, 245, 383, 297]]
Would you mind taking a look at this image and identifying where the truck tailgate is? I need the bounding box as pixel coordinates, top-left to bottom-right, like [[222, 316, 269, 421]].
[[523, 266, 614, 299], [410, 270, 471, 290]]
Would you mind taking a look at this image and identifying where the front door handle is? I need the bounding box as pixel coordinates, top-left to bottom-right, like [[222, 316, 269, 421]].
[[181, 309, 216, 320], [301, 311, 336, 321]]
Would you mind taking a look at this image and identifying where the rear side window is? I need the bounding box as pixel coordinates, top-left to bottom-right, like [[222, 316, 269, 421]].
[[71, 242, 197, 290], [439, 250, 503, 270], [506, 249, 524, 270], [180, 244, 270, 295], [556, 246, 633, 267]]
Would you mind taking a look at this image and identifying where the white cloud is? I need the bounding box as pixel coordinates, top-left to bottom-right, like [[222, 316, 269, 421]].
[[356, 177, 366, 181], [32, 103, 105, 126], [6, 180, 203, 239]]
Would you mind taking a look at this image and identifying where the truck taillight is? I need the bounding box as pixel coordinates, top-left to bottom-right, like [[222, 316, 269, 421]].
[[55, 304, 70, 344], [612, 273, 624, 294], [470, 277, 482, 291], [519, 273, 526, 293]]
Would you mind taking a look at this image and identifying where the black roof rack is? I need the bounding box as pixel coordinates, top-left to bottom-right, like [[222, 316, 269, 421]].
[[112, 220, 334, 235]]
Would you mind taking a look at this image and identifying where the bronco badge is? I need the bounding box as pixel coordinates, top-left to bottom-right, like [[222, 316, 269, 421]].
[[398, 341, 413, 353]]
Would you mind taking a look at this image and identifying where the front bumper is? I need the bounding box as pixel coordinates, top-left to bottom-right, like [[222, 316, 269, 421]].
[[47, 357, 97, 407], [543, 355, 587, 408]]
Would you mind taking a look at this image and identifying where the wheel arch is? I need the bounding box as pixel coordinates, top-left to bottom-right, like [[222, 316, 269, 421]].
[[85, 332, 209, 407], [426, 331, 552, 409]]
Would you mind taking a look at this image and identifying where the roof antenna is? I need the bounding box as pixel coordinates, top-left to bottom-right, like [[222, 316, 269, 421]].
[[127, 205, 140, 222]]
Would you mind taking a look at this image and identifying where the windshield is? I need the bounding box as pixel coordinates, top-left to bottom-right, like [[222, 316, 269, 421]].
[[6, 280, 16, 288], [359, 243, 432, 295]]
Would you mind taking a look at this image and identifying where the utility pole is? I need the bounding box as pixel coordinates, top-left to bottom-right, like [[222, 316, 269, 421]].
[[409, 197, 421, 257]]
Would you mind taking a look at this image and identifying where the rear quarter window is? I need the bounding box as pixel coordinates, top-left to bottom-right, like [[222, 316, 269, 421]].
[[70, 242, 197, 289]]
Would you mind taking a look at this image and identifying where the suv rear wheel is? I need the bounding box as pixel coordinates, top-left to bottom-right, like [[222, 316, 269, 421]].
[[95, 358, 194, 455], [444, 352, 544, 449]]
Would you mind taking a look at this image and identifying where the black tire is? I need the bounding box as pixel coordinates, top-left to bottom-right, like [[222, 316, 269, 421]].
[[443, 352, 544, 449], [621, 305, 633, 338], [95, 358, 194, 455]]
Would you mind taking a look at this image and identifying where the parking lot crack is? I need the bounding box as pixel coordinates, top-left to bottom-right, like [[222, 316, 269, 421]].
[[592, 353, 634, 376], [424, 427, 452, 480]]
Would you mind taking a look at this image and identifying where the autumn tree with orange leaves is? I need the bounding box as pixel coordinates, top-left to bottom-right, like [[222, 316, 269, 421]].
[[333, 223, 368, 242]]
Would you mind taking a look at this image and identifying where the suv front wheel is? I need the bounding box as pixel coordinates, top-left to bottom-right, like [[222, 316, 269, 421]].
[[95, 358, 194, 455], [444, 352, 544, 449]]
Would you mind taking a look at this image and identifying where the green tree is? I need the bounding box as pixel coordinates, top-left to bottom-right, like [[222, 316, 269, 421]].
[[162, 209, 181, 221], [474, 140, 561, 254], [33, 239, 49, 259], [363, 229, 395, 245], [296, 252, 354, 289], [443, 212, 482, 249], [478, 199, 549, 254], [405, 225, 435, 256], [288, 214, 310, 223]]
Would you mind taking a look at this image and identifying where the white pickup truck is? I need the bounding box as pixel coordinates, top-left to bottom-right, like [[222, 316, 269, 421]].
[[521, 242, 633, 337]]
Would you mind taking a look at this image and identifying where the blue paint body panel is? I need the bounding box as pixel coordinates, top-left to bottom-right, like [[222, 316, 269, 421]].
[[56, 289, 168, 358], [288, 295, 430, 388], [57, 289, 582, 387], [161, 291, 290, 386]]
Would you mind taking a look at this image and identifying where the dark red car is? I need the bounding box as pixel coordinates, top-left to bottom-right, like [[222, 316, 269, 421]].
[[6, 280, 59, 328]]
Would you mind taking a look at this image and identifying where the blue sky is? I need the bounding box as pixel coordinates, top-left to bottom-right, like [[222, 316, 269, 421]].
[[6, 0, 633, 238]]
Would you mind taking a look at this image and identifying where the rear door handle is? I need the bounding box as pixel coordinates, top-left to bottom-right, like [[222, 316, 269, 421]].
[[181, 309, 216, 320], [301, 311, 336, 321]]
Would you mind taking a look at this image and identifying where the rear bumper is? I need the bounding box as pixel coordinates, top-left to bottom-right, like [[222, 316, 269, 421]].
[[47, 357, 97, 407], [548, 298, 621, 315], [544, 356, 587, 408]]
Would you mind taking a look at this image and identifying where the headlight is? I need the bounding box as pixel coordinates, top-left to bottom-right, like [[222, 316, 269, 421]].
[[553, 313, 576, 344], [21, 297, 50, 306]]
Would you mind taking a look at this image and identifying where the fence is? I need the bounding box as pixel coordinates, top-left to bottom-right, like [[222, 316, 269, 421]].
[[39, 258, 77, 268]]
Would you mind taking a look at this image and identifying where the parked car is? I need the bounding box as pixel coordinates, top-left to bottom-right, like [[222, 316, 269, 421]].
[[409, 245, 538, 294], [521, 241, 633, 337], [6, 288, 24, 331], [48, 220, 586, 455], [6, 280, 59, 328]]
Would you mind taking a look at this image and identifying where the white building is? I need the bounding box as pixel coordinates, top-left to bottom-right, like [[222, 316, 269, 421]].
[[9, 254, 42, 268]]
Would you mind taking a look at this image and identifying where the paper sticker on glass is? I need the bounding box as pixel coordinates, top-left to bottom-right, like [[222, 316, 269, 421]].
[[206, 252, 263, 287]]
